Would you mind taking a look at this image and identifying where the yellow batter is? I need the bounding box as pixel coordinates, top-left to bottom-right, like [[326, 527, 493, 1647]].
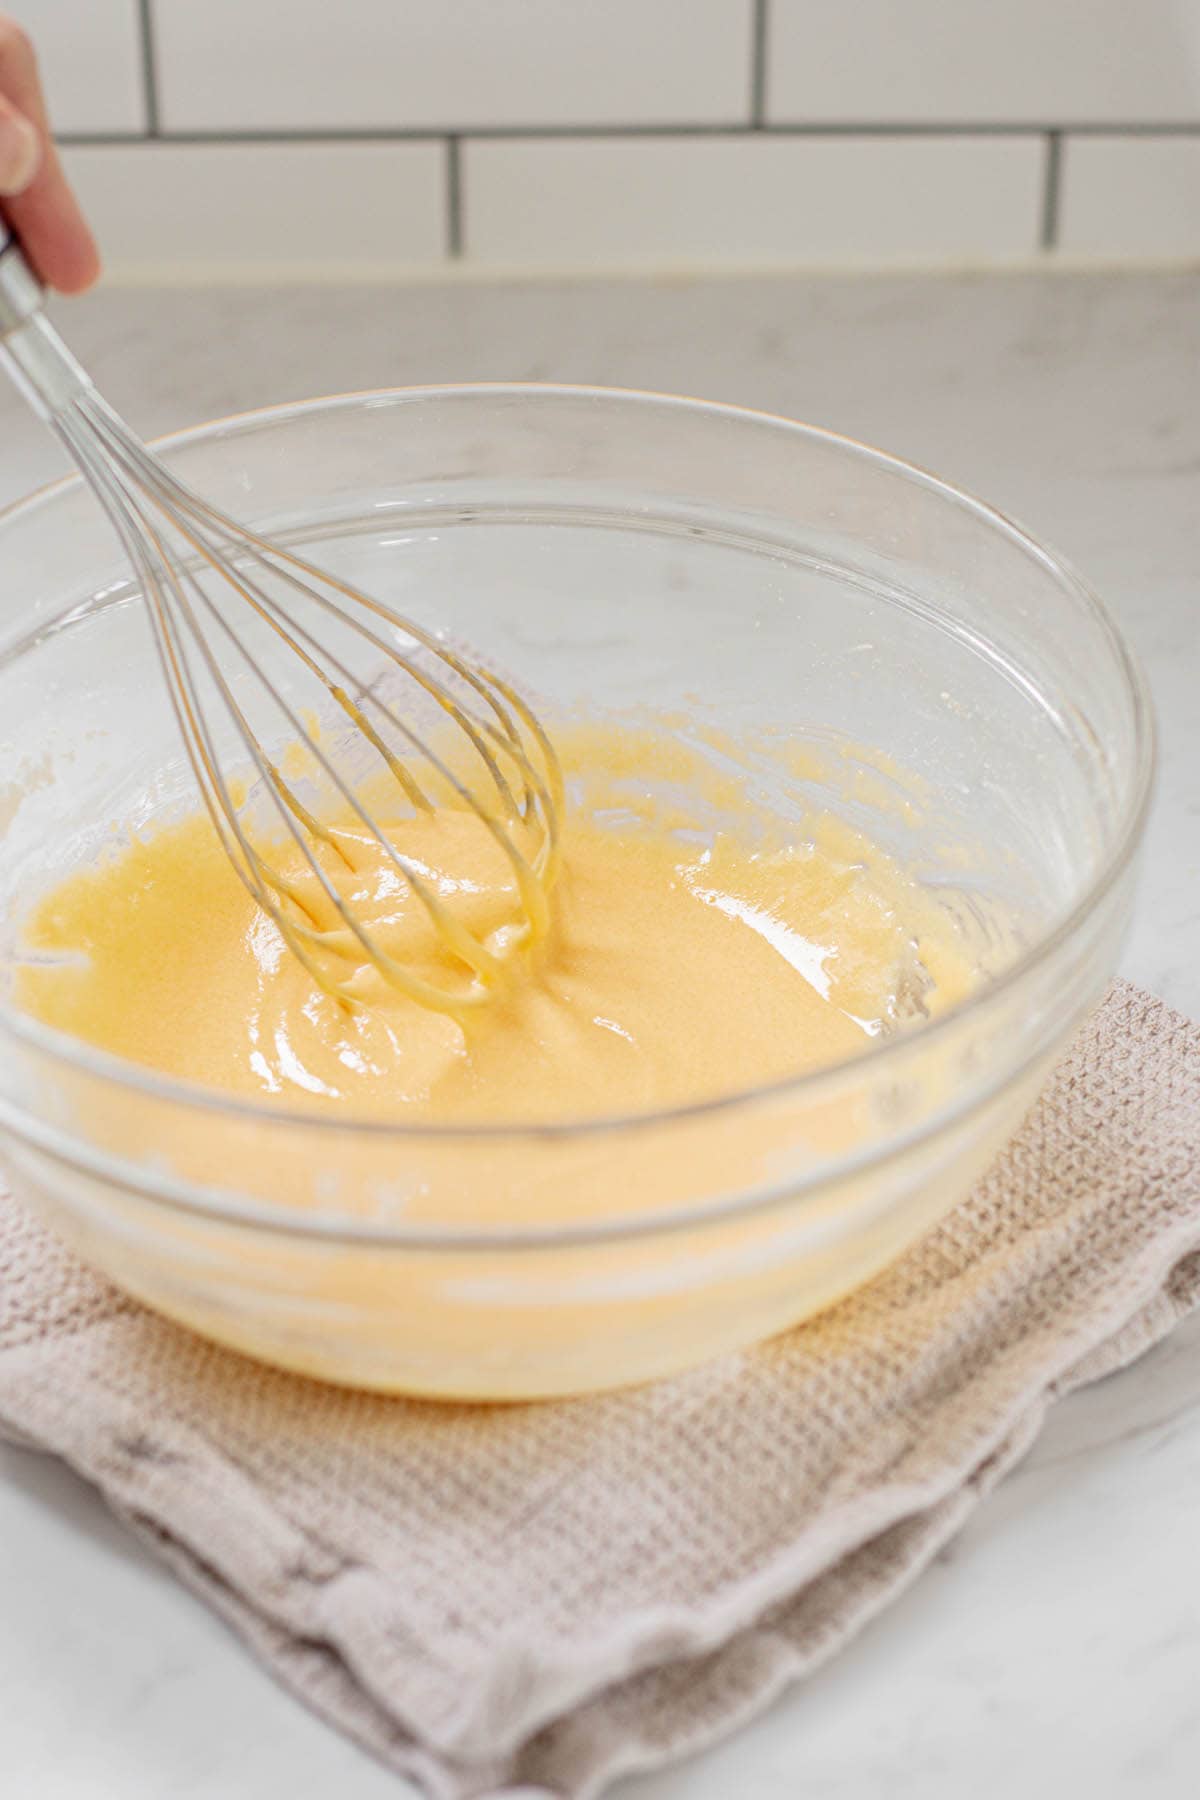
[[15, 720, 978, 1125]]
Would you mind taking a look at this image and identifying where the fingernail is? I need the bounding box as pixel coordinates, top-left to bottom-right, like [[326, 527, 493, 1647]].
[[0, 114, 40, 195]]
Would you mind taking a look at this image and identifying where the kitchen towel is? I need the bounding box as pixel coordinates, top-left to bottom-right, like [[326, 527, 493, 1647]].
[[1, 978, 1198, 1799]]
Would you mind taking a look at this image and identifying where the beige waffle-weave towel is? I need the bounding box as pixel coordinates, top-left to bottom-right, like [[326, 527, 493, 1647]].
[[1, 980, 1198, 1799]]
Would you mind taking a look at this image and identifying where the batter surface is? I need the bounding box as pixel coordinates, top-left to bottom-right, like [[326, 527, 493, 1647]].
[[16, 720, 979, 1123]]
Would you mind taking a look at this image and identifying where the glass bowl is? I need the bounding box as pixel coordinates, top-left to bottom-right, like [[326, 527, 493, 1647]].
[[0, 385, 1152, 1398]]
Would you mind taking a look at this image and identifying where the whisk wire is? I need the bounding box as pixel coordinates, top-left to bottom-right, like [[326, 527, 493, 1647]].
[[60, 419, 300, 942], [81, 391, 560, 865], [84, 392, 558, 834], [138, 487, 516, 1003], [77, 392, 561, 958], [46, 381, 562, 1015]]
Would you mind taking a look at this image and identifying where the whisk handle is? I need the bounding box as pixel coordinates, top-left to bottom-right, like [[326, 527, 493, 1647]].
[[0, 214, 92, 418], [0, 213, 44, 336]]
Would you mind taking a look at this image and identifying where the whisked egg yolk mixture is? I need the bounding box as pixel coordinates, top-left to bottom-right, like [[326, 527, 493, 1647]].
[[15, 721, 980, 1123]]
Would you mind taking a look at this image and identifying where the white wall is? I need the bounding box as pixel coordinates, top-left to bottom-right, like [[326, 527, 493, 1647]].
[[15, 1, 1200, 278]]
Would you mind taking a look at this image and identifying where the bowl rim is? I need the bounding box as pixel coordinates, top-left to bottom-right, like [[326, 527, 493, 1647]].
[[0, 382, 1156, 1170]]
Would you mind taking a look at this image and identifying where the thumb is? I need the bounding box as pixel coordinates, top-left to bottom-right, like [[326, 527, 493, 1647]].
[[0, 90, 40, 196]]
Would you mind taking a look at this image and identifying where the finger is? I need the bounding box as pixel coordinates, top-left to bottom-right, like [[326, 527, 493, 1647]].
[[0, 92, 39, 194], [6, 146, 100, 293], [0, 17, 99, 293]]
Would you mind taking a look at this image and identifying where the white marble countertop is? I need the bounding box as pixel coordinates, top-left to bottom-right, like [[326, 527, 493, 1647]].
[[0, 268, 1198, 1797]]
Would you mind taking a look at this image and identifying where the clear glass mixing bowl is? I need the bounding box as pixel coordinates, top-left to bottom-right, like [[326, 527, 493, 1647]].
[[0, 385, 1152, 1398]]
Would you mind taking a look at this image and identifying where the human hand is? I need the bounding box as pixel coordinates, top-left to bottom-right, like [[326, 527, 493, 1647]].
[[0, 14, 98, 293]]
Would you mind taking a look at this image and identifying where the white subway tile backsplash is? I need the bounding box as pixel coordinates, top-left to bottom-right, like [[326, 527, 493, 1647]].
[[768, 0, 1200, 125], [61, 142, 446, 277], [14, 0, 145, 133], [12, 2, 1194, 275], [464, 136, 1044, 270], [152, 0, 753, 133], [1059, 136, 1200, 256]]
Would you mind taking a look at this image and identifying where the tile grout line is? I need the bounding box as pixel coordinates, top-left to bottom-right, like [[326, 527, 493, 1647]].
[[1041, 130, 1063, 250], [446, 135, 463, 257], [750, 0, 769, 128], [135, 0, 161, 137], [54, 122, 1200, 148]]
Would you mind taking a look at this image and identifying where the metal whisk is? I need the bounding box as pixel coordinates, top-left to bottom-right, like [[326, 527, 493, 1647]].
[[0, 226, 562, 1015]]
